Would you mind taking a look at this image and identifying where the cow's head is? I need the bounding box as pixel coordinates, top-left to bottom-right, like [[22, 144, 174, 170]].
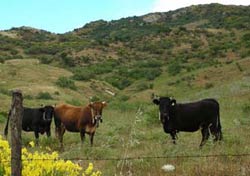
[[89, 101, 107, 127], [40, 105, 54, 122], [152, 96, 176, 124]]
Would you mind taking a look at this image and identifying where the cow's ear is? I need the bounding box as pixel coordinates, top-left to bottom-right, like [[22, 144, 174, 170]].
[[102, 101, 107, 107], [171, 99, 176, 106], [153, 99, 160, 105], [89, 102, 94, 108]]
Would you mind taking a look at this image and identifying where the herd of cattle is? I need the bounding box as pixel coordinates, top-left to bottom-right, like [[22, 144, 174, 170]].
[[4, 96, 223, 148]]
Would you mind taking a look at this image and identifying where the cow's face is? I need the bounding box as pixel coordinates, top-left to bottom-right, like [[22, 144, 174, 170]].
[[153, 97, 176, 124], [89, 101, 107, 127], [40, 106, 54, 122]]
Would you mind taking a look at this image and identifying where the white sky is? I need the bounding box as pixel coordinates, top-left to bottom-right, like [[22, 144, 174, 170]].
[[152, 0, 250, 12]]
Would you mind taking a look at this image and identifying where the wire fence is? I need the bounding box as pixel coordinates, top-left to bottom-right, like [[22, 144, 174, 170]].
[[1, 153, 250, 163]]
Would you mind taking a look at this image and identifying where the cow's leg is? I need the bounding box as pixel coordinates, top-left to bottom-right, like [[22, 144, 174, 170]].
[[210, 125, 218, 142], [200, 127, 209, 148], [34, 130, 39, 146], [170, 131, 177, 144], [80, 130, 85, 144], [46, 128, 51, 138], [59, 125, 65, 148], [90, 132, 95, 147], [210, 121, 222, 142]]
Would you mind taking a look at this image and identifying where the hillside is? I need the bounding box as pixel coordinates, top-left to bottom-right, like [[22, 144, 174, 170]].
[[0, 5, 249, 96], [0, 2, 249, 114]]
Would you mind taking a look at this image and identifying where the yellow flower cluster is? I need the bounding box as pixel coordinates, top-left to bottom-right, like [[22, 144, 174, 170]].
[[0, 136, 101, 176]]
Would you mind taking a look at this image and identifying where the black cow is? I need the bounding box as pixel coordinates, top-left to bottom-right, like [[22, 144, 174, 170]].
[[4, 105, 54, 144], [152, 96, 222, 147]]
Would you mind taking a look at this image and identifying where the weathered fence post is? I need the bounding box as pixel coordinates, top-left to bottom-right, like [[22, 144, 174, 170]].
[[10, 90, 23, 176]]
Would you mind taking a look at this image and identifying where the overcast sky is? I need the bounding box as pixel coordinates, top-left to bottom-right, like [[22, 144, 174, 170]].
[[0, 0, 249, 33]]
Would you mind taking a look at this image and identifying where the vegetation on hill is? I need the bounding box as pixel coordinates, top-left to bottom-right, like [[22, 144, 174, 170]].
[[0, 4, 249, 92]]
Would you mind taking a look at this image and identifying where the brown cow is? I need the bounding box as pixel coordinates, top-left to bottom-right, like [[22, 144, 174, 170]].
[[54, 101, 107, 147]]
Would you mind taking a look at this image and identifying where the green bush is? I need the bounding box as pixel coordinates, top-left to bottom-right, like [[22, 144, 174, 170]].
[[167, 60, 182, 76], [36, 92, 53, 100], [117, 67, 162, 81], [72, 68, 94, 81], [105, 76, 132, 90], [56, 77, 77, 90], [205, 82, 214, 89], [242, 103, 250, 114], [38, 56, 53, 64], [23, 94, 33, 100]]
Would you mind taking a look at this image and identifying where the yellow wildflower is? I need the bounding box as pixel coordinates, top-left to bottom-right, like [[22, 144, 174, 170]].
[[29, 141, 35, 148]]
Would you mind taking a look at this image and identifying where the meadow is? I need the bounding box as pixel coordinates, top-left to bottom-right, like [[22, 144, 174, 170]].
[[0, 57, 250, 175]]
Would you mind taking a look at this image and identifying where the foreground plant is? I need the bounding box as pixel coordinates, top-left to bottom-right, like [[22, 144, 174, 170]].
[[0, 136, 101, 176]]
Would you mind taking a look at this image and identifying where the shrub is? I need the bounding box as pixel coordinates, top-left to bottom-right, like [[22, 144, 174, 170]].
[[56, 77, 77, 90], [167, 60, 182, 76], [0, 135, 102, 176], [72, 68, 94, 81], [36, 92, 53, 100], [205, 82, 214, 89], [117, 67, 162, 81], [23, 94, 33, 100], [61, 56, 76, 67], [242, 103, 250, 114], [105, 76, 132, 90], [38, 56, 53, 64]]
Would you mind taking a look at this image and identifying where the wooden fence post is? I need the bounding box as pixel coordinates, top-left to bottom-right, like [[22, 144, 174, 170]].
[[10, 90, 23, 176]]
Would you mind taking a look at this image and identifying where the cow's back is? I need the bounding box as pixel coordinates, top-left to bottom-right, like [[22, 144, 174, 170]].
[[173, 99, 219, 131], [22, 107, 41, 131], [54, 104, 89, 132], [177, 99, 218, 115]]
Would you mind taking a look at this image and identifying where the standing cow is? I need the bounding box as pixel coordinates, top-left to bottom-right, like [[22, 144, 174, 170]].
[[152, 96, 222, 147], [4, 105, 54, 144], [54, 101, 107, 147]]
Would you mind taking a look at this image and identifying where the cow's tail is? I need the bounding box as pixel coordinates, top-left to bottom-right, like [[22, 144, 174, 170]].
[[4, 110, 11, 138], [216, 103, 223, 141]]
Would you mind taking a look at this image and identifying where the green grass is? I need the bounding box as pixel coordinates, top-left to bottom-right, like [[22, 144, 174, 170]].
[[1, 58, 250, 175]]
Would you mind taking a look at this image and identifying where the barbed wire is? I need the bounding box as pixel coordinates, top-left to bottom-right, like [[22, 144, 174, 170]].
[[1, 153, 249, 163]]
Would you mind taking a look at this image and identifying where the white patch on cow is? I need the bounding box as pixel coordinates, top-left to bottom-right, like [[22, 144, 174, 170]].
[[42, 112, 46, 121], [90, 108, 95, 125], [162, 164, 175, 172]]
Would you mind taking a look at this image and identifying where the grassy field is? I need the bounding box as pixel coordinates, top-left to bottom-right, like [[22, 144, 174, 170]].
[[0, 58, 250, 175]]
